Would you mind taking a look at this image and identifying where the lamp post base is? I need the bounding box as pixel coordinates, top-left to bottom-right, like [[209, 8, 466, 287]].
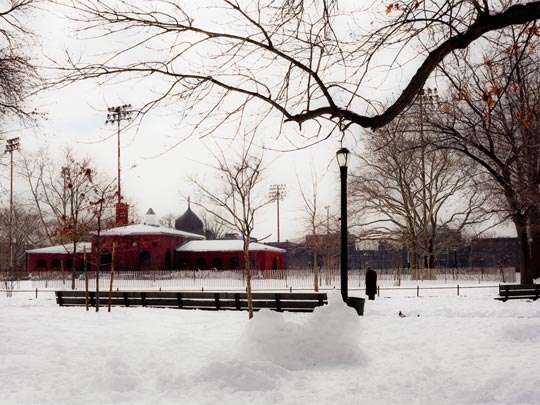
[[347, 296, 365, 316]]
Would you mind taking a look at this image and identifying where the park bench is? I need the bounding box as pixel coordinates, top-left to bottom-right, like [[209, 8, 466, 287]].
[[496, 284, 540, 301], [55, 290, 328, 312]]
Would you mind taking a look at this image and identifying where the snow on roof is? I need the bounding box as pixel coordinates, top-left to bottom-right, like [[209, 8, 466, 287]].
[[176, 240, 285, 253], [26, 242, 92, 255], [97, 224, 206, 239]]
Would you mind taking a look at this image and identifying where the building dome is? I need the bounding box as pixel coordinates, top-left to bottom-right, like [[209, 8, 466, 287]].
[[175, 200, 204, 236]]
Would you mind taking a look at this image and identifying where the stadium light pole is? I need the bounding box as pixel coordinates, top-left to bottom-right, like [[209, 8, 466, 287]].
[[268, 184, 286, 245], [336, 147, 350, 303], [105, 104, 133, 205], [5, 137, 20, 275]]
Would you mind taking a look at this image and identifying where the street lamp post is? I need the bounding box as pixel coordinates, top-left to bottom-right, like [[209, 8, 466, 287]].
[[336, 147, 350, 302], [268, 184, 286, 244], [5, 137, 20, 275]]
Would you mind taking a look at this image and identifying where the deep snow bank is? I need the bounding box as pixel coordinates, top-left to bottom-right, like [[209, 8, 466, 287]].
[[236, 291, 363, 370]]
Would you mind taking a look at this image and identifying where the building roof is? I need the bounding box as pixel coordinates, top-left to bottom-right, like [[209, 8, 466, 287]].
[[176, 240, 286, 253], [97, 224, 205, 239], [175, 201, 204, 236], [26, 242, 93, 254]]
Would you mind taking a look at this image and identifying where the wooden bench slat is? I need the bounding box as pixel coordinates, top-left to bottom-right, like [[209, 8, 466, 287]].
[[499, 284, 539, 291], [54, 290, 329, 312], [497, 284, 540, 301], [55, 290, 328, 300]]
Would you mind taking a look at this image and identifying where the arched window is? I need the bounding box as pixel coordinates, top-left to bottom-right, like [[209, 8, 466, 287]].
[[212, 257, 223, 269], [229, 256, 240, 268], [37, 259, 47, 268], [273, 256, 279, 271], [100, 252, 112, 266], [139, 250, 151, 268], [66, 259, 73, 269], [249, 256, 257, 269], [196, 257, 207, 269], [165, 250, 171, 269], [51, 259, 61, 269]]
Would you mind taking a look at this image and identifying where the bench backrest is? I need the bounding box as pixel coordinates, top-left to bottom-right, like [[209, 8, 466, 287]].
[[499, 284, 540, 299], [55, 290, 328, 312]]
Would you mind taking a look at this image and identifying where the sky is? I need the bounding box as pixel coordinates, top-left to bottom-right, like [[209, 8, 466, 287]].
[[2, 281, 540, 404], [2, 1, 362, 243], [1, 1, 517, 243]]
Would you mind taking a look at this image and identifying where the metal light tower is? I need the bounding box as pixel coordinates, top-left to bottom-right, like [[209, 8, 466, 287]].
[[336, 147, 350, 303], [417, 88, 439, 272], [5, 137, 20, 274], [105, 104, 133, 205], [269, 184, 287, 244]]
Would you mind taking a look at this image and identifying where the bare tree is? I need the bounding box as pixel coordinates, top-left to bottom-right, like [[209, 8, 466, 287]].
[[0, 201, 47, 273], [20, 149, 116, 286], [55, 1, 540, 140], [201, 211, 227, 240], [350, 114, 493, 279], [88, 177, 117, 312], [430, 31, 540, 283], [0, 0, 40, 122], [191, 137, 269, 319], [159, 213, 177, 229], [298, 171, 326, 291]]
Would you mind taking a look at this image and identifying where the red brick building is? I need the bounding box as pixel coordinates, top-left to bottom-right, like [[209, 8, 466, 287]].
[[93, 223, 205, 271], [26, 243, 92, 274], [176, 240, 286, 270], [26, 208, 286, 273]]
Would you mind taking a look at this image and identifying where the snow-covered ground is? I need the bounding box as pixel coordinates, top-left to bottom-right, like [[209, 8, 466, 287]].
[[1, 285, 539, 404]]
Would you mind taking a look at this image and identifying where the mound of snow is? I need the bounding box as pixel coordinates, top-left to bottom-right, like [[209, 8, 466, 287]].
[[236, 291, 364, 370]]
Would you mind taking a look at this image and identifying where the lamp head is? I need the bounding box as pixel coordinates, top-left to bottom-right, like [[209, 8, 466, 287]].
[[336, 147, 350, 168]]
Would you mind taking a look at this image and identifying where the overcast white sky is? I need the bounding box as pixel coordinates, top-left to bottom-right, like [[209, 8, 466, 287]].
[[1, 1, 366, 243], [1, 1, 517, 242]]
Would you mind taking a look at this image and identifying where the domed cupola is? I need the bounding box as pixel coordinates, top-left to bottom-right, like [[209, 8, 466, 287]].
[[175, 198, 204, 236]]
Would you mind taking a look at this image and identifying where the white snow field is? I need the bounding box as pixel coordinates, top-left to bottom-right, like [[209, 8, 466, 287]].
[[1, 285, 539, 405]]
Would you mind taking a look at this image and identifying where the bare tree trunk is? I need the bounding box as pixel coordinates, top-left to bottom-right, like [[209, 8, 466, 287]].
[[313, 226, 319, 292], [84, 245, 89, 311], [243, 240, 253, 319], [410, 244, 419, 280], [96, 251, 100, 312], [529, 207, 540, 280], [514, 214, 534, 284], [71, 242, 77, 290], [108, 242, 115, 312]]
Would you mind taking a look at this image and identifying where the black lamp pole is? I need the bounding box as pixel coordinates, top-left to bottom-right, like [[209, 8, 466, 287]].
[[337, 147, 350, 302]]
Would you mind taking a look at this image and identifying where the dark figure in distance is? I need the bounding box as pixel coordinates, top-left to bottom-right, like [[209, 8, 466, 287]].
[[365, 267, 377, 300]]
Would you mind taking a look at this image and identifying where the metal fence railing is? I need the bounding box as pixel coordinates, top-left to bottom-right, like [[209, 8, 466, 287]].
[[24, 266, 516, 291]]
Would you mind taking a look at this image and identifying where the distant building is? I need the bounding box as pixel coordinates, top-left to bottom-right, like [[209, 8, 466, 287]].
[[470, 237, 518, 269], [177, 240, 285, 270], [26, 208, 286, 273], [26, 243, 92, 273]]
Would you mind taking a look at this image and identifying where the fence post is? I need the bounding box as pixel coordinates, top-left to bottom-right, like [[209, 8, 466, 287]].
[[457, 285, 460, 296], [417, 285, 419, 297], [35, 288, 38, 299]]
